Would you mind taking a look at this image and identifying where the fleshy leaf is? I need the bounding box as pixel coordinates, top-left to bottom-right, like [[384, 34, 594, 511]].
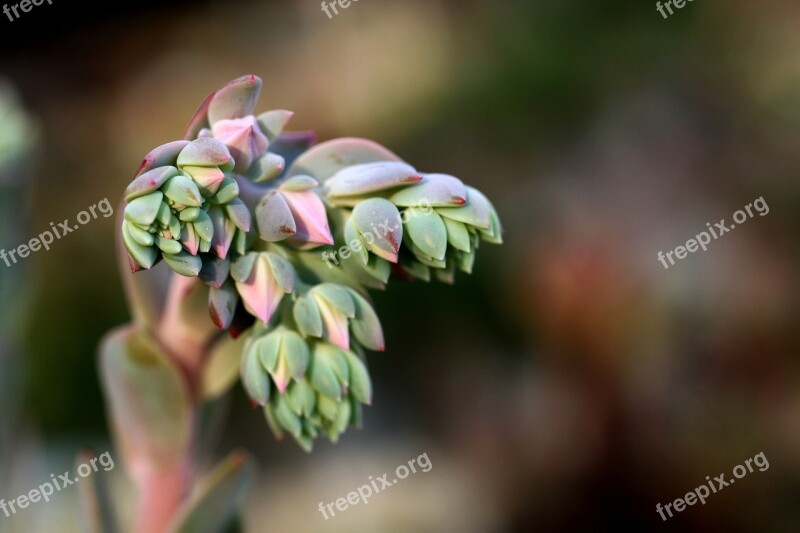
[[255, 190, 296, 242], [351, 198, 402, 262], [136, 141, 189, 177], [436, 186, 492, 229], [125, 166, 179, 201], [344, 351, 372, 404], [209, 279, 238, 330], [389, 173, 467, 207], [241, 342, 270, 406], [443, 217, 471, 252], [257, 110, 294, 142], [249, 152, 286, 183], [163, 251, 203, 277], [99, 326, 192, 472], [167, 452, 252, 533], [282, 190, 334, 247], [293, 295, 323, 338], [177, 138, 235, 172], [326, 161, 422, 198], [287, 137, 403, 183], [405, 207, 447, 261], [207, 75, 262, 125], [346, 289, 384, 351], [124, 192, 163, 226]]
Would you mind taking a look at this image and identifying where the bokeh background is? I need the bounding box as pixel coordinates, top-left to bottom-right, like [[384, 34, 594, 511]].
[[1, 0, 799, 531]]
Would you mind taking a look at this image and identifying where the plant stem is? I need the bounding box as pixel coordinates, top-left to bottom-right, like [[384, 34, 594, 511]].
[[133, 457, 193, 533]]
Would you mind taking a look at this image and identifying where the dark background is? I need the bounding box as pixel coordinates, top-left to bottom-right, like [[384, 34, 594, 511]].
[[1, 0, 799, 531]]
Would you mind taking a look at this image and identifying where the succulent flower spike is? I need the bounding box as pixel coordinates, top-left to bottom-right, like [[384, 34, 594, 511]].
[[122, 138, 248, 276], [113, 75, 503, 459]]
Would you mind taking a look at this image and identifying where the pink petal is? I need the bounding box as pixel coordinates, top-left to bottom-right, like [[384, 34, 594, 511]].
[[282, 190, 334, 247], [212, 116, 269, 172], [183, 165, 226, 196], [314, 296, 350, 350], [235, 254, 284, 324], [180, 224, 200, 255], [210, 210, 236, 259]]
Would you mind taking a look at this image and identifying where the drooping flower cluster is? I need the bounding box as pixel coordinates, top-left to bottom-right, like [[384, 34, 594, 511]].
[[120, 75, 502, 450]]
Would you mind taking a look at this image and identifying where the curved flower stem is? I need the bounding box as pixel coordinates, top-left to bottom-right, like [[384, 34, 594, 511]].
[[133, 458, 193, 533]]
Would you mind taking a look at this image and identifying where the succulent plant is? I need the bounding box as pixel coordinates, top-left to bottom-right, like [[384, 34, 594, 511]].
[[102, 75, 502, 531]]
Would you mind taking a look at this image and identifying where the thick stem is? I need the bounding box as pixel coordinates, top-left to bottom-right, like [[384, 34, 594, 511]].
[[133, 458, 193, 533], [157, 274, 218, 388], [131, 274, 213, 530]]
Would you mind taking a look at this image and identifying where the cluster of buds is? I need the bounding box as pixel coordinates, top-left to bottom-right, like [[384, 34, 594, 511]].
[[119, 75, 502, 450], [324, 163, 503, 284], [122, 138, 250, 276]]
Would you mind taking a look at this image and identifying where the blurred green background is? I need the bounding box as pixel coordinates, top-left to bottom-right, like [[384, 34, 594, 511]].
[[1, 0, 799, 531]]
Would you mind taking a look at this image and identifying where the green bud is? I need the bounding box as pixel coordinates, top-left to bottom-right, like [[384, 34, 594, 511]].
[[389, 173, 467, 207], [126, 222, 155, 247], [162, 174, 203, 207], [249, 152, 286, 183], [436, 186, 492, 229], [231, 252, 258, 283], [192, 209, 214, 242], [265, 252, 296, 293], [154, 235, 182, 255], [255, 190, 296, 242], [124, 192, 163, 226], [199, 256, 230, 289], [405, 207, 447, 261], [310, 343, 345, 400], [179, 207, 201, 222], [312, 284, 355, 318], [293, 295, 323, 338], [210, 177, 239, 205], [257, 109, 294, 142], [278, 175, 318, 192], [443, 217, 471, 252], [163, 250, 203, 277], [345, 351, 372, 404], [209, 279, 238, 330], [351, 198, 402, 263], [346, 289, 384, 351], [241, 345, 270, 406], [122, 221, 158, 269], [274, 394, 302, 439], [225, 199, 252, 232], [400, 258, 431, 282], [125, 166, 179, 202], [282, 330, 310, 380]]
